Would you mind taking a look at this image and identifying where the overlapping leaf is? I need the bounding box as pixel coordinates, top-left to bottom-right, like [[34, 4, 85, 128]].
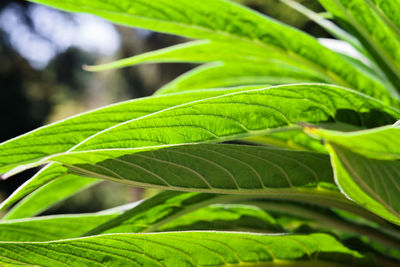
[[47, 84, 399, 161], [3, 174, 98, 220], [0, 232, 375, 266], [2, 191, 397, 257], [28, 0, 395, 104], [329, 144, 400, 226], [0, 86, 257, 175], [59, 144, 337, 194], [157, 62, 325, 94], [0, 213, 117, 242], [308, 127, 400, 225], [319, 0, 400, 92], [310, 126, 400, 160], [85, 40, 327, 93], [84, 40, 306, 72], [1, 84, 397, 216], [3, 84, 397, 177]]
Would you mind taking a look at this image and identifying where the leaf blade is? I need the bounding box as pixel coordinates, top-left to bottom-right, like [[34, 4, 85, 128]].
[[28, 0, 395, 103], [0, 232, 375, 266], [0, 87, 259, 175], [328, 143, 400, 225]]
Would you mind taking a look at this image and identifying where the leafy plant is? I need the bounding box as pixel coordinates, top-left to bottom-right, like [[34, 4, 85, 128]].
[[1, 0, 400, 265]]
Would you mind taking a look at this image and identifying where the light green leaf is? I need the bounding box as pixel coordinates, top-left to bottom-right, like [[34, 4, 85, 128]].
[[0, 164, 72, 213], [28, 0, 395, 103], [1, 191, 222, 240], [159, 204, 280, 232], [319, 0, 400, 93], [0, 86, 257, 175], [246, 122, 365, 153], [5, 84, 397, 177], [244, 129, 327, 153], [306, 126, 400, 225], [282, 0, 364, 53], [0, 213, 117, 242], [367, 0, 400, 39], [83, 191, 220, 236], [3, 174, 98, 220], [157, 62, 325, 94], [53, 84, 399, 159], [308, 126, 400, 160], [317, 38, 388, 85], [327, 143, 400, 226], [1, 84, 397, 215], [2, 191, 397, 254], [0, 232, 375, 266], [84, 40, 306, 72], [84, 40, 329, 93], [1, 87, 265, 214]]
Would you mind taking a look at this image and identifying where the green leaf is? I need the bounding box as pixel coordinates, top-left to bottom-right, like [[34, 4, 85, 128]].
[[4, 84, 397, 177], [308, 126, 400, 160], [1, 84, 397, 215], [0, 232, 375, 266], [244, 129, 327, 153], [82, 188, 395, 249], [28, 0, 395, 104], [157, 62, 325, 94], [38, 84, 398, 165], [306, 126, 400, 225], [251, 200, 400, 251], [0, 86, 257, 175], [327, 143, 400, 226], [38, 143, 337, 193], [84, 40, 329, 93], [1, 87, 265, 214], [83, 191, 220, 236], [366, 0, 400, 40], [29, 144, 380, 221], [0, 164, 72, 213], [319, 0, 400, 93], [84, 40, 307, 72], [1, 191, 222, 240], [281, 0, 365, 53], [0, 213, 117, 242], [2, 191, 397, 255], [3, 174, 98, 220], [158, 204, 280, 232]]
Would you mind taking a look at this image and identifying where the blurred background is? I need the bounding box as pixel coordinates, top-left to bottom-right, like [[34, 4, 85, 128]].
[[0, 0, 329, 215]]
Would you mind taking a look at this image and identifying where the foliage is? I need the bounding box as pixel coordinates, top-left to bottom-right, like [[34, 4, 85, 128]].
[[1, 0, 400, 265]]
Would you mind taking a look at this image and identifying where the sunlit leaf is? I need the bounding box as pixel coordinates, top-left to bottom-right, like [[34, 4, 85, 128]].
[[319, 0, 400, 94], [28, 0, 395, 103], [0, 232, 375, 266], [157, 62, 325, 94], [0, 86, 258, 175]]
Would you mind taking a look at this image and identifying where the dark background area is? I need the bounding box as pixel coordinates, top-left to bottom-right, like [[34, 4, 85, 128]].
[[0, 0, 328, 214]]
